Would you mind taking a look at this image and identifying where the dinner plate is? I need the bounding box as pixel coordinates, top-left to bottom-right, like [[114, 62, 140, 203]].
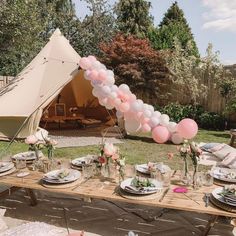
[[43, 169, 81, 184], [12, 151, 38, 161], [211, 187, 236, 207], [0, 162, 14, 173], [71, 155, 96, 167], [135, 164, 150, 174], [120, 178, 162, 195], [210, 167, 236, 183]]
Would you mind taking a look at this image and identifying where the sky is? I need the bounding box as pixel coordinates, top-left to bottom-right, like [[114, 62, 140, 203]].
[[73, 0, 236, 65]]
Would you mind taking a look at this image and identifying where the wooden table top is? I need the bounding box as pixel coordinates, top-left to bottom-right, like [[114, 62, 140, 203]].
[[0, 170, 235, 218]]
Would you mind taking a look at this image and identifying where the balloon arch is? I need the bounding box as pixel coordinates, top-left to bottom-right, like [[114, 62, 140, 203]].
[[79, 56, 198, 144]]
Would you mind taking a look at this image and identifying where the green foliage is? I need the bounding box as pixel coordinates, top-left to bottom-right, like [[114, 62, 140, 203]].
[[158, 103, 204, 123], [74, 0, 116, 56], [149, 1, 199, 57], [115, 0, 153, 38], [199, 112, 225, 130]]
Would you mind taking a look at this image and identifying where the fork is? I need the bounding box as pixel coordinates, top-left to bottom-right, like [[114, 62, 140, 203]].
[[204, 193, 210, 207]]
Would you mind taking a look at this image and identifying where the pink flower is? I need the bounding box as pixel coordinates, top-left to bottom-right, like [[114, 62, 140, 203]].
[[103, 143, 117, 156], [25, 135, 38, 145], [167, 152, 174, 159], [98, 156, 106, 164], [112, 153, 119, 161]]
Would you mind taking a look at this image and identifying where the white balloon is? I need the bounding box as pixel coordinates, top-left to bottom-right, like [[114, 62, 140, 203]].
[[125, 118, 141, 134], [109, 91, 117, 99], [101, 85, 111, 95], [114, 98, 122, 107], [84, 71, 91, 80], [91, 80, 102, 87], [105, 103, 115, 110], [111, 85, 118, 92], [99, 98, 108, 106], [143, 109, 152, 118], [119, 84, 130, 92], [106, 76, 115, 86], [149, 117, 160, 128], [107, 70, 114, 78], [147, 105, 154, 113], [130, 101, 142, 112], [168, 122, 177, 133], [92, 88, 100, 97], [92, 61, 102, 70], [160, 114, 170, 127], [171, 133, 184, 145], [116, 110, 123, 119], [153, 111, 161, 118], [137, 99, 144, 106]]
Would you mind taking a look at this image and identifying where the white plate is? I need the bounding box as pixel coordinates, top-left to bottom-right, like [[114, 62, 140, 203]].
[[12, 151, 38, 161], [71, 155, 96, 167], [135, 164, 150, 174], [43, 169, 81, 184], [210, 167, 236, 183], [212, 187, 236, 207], [120, 178, 162, 195], [0, 162, 14, 173]]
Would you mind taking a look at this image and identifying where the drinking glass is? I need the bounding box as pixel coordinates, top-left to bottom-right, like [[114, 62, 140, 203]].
[[82, 163, 96, 180], [202, 171, 214, 186], [15, 159, 27, 170], [125, 165, 136, 178]]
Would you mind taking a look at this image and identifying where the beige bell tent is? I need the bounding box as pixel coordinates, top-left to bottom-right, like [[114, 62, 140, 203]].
[[0, 29, 110, 140]]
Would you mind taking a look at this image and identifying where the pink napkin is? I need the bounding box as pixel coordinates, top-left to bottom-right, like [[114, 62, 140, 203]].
[[173, 187, 188, 193]]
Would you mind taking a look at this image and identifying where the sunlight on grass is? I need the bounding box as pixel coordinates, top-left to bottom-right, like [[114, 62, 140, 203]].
[[0, 129, 230, 170]]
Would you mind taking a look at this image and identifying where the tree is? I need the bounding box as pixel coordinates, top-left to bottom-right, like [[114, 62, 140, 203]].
[[75, 0, 116, 56], [149, 2, 199, 57], [99, 33, 170, 104], [115, 0, 153, 38]]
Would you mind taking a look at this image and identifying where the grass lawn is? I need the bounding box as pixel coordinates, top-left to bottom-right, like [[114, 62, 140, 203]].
[[0, 129, 230, 170]]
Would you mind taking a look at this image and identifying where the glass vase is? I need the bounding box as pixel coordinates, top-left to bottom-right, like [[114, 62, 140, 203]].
[[181, 159, 192, 186]]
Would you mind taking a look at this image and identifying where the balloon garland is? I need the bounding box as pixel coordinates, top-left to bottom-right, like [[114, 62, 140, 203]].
[[79, 56, 198, 144]]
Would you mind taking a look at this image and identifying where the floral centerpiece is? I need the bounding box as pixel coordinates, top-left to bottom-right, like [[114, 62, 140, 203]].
[[174, 140, 202, 187], [98, 142, 125, 181], [25, 135, 57, 160]]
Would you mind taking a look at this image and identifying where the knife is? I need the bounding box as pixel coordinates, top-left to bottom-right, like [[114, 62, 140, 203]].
[[159, 187, 170, 202]]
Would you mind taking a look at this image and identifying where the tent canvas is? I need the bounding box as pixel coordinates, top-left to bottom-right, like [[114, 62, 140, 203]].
[[0, 29, 109, 140]]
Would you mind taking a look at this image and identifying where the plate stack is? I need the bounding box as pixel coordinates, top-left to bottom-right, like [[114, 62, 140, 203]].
[[210, 167, 236, 185], [0, 162, 16, 176], [211, 187, 236, 212], [71, 155, 97, 170], [11, 151, 40, 164], [42, 169, 81, 188]]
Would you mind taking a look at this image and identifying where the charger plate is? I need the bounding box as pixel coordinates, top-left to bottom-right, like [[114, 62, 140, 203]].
[[210, 195, 236, 213], [118, 188, 162, 201], [41, 179, 81, 189], [0, 167, 16, 177]]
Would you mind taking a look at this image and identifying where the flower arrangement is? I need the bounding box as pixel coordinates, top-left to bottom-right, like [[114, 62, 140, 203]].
[[98, 142, 125, 180], [25, 135, 57, 160], [170, 140, 202, 187]]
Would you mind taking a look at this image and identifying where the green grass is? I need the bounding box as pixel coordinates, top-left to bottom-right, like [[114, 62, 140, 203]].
[[0, 129, 230, 170]]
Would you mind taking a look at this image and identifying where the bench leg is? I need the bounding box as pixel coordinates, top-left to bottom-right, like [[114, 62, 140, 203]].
[[202, 215, 218, 236], [25, 188, 37, 206]]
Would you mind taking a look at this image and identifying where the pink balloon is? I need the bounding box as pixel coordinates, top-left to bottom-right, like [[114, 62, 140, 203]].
[[89, 70, 99, 81], [128, 94, 137, 102], [98, 69, 107, 81], [142, 123, 151, 132], [141, 117, 150, 125], [177, 118, 198, 139], [79, 57, 91, 70], [88, 55, 97, 63], [152, 126, 170, 144], [119, 102, 130, 113]]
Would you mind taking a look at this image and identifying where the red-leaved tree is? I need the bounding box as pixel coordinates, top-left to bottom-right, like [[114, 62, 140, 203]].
[[99, 33, 171, 104]]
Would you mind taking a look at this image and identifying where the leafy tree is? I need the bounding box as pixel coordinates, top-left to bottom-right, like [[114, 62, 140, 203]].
[[99, 33, 170, 104], [149, 1, 199, 57], [115, 0, 153, 38], [75, 0, 116, 56]]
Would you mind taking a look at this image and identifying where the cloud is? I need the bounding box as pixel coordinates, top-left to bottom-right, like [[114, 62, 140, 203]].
[[202, 0, 236, 32]]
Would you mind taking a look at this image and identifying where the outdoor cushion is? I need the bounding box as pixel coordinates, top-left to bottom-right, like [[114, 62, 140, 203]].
[[200, 143, 220, 152], [221, 152, 236, 169], [212, 144, 236, 160], [209, 143, 227, 153]]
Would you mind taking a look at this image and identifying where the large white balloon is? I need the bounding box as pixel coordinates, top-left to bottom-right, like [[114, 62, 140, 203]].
[[119, 84, 130, 92], [149, 116, 160, 128], [171, 133, 184, 145], [153, 111, 161, 118], [168, 122, 177, 133], [125, 118, 141, 134], [130, 101, 142, 112], [143, 109, 152, 118], [101, 85, 111, 95], [160, 114, 170, 127]]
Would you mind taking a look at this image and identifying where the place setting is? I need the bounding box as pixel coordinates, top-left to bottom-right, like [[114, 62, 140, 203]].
[[210, 185, 236, 213], [70, 155, 98, 170], [41, 168, 81, 189], [0, 161, 16, 177]]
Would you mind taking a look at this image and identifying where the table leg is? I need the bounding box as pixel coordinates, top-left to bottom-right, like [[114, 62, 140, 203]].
[[202, 215, 218, 236], [0, 186, 20, 198], [25, 188, 37, 206]]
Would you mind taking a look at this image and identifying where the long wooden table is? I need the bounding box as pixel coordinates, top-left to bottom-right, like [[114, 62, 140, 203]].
[[0, 170, 235, 235]]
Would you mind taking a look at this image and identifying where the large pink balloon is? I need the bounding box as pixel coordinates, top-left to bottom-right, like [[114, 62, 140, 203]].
[[152, 126, 170, 144], [177, 118, 198, 139]]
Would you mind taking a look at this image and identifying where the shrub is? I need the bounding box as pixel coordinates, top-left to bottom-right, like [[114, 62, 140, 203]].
[[199, 112, 225, 130]]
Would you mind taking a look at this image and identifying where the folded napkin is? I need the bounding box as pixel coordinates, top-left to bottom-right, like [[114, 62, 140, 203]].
[[125, 185, 158, 193]]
